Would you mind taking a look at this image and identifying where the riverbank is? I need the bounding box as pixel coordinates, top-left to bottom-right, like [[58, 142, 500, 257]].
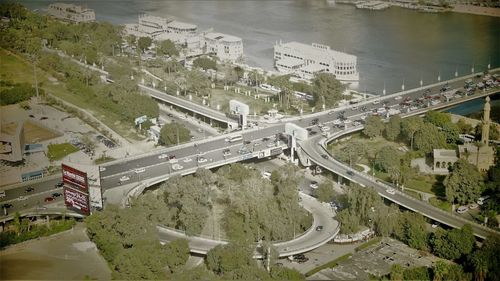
[[452, 4, 500, 17]]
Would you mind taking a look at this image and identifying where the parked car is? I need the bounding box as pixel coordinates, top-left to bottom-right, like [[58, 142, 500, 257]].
[[310, 181, 319, 189], [25, 187, 34, 193], [386, 188, 396, 195], [2, 203, 13, 209], [316, 225, 324, 231], [119, 176, 130, 182], [158, 154, 168, 159], [198, 157, 208, 163], [321, 154, 329, 159], [456, 206, 468, 214], [44, 197, 54, 202], [17, 196, 27, 201], [52, 192, 62, 198], [172, 164, 183, 170]]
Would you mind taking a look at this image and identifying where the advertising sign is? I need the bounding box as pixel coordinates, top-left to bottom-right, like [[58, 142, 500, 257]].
[[63, 187, 90, 215], [62, 164, 88, 192]]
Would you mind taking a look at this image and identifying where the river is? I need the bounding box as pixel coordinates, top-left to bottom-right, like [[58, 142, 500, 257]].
[[20, 0, 500, 95]]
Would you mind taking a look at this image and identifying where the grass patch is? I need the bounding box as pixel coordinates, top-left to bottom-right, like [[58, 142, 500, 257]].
[[0, 48, 142, 142], [47, 143, 79, 161], [404, 189, 422, 200], [429, 197, 452, 212], [354, 236, 382, 252], [94, 156, 116, 165], [305, 253, 353, 277]]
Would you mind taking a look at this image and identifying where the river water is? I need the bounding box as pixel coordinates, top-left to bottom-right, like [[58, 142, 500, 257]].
[[20, 0, 500, 94]]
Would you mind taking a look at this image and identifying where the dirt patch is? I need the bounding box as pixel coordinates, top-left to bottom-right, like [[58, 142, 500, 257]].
[[0, 223, 111, 280], [23, 120, 61, 143]]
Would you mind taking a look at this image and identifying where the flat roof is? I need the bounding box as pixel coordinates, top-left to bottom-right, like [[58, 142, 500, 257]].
[[433, 149, 457, 157], [204, 32, 241, 43], [168, 20, 197, 30], [278, 41, 356, 61], [276, 57, 303, 67]]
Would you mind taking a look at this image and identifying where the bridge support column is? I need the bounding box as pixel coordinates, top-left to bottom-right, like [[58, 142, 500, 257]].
[[337, 175, 342, 185], [290, 135, 296, 164]]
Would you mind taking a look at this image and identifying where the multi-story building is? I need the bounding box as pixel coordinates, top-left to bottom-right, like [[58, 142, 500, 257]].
[[202, 32, 244, 63], [47, 3, 95, 23], [274, 41, 359, 81]]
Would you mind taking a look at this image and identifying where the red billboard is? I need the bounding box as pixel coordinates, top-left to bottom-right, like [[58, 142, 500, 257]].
[[63, 187, 90, 216], [62, 164, 88, 192]]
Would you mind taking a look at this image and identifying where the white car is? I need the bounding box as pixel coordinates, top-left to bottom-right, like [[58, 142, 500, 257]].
[[394, 96, 402, 100], [333, 119, 341, 125], [310, 181, 319, 189], [119, 176, 130, 182], [169, 158, 178, 164], [134, 168, 145, 174], [183, 158, 192, 163], [262, 171, 272, 180], [321, 126, 330, 132], [468, 203, 479, 210], [198, 157, 208, 163], [17, 196, 27, 201], [158, 154, 168, 159], [386, 188, 396, 195], [343, 119, 352, 124], [372, 100, 380, 105], [99, 167, 106, 172], [172, 164, 183, 170], [179, 115, 187, 119], [456, 206, 468, 214]]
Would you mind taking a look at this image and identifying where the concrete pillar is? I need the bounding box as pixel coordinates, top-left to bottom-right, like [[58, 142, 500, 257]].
[[290, 135, 296, 164], [337, 175, 342, 185], [189, 94, 192, 101], [176, 90, 180, 96]]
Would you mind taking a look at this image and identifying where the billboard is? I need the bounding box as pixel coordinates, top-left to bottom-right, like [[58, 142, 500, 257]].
[[270, 147, 283, 156], [63, 187, 90, 215], [62, 164, 88, 192]]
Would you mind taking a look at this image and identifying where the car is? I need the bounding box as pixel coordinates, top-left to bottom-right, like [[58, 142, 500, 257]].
[[2, 203, 13, 209], [0, 190, 5, 198], [346, 170, 355, 176], [328, 110, 335, 116], [431, 223, 440, 229], [119, 176, 130, 182], [25, 187, 34, 193], [99, 166, 106, 172], [223, 149, 231, 156], [40, 116, 48, 120], [394, 96, 402, 100], [310, 181, 319, 189], [253, 142, 261, 146], [179, 115, 187, 119], [198, 157, 208, 163], [243, 140, 251, 145], [172, 164, 183, 170], [386, 188, 396, 195], [55, 181, 64, 188], [456, 206, 468, 214], [321, 154, 329, 159], [158, 154, 168, 159], [316, 225, 324, 231], [52, 192, 62, 197], [134, 167, 146, 174], [468, 203, 479, 210], [372, 100, 380, 105], [262, 137, 270, 141], [183, 158, 192, 163], [262, 171, 272, 179], [44, 197, 54, 202], [169, 158, 178, 164], [17, 196, 27, 201], [167, 113, 173, 117]]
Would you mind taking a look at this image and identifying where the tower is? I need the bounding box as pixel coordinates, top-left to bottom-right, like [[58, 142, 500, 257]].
[[481, 96, 491, 145]]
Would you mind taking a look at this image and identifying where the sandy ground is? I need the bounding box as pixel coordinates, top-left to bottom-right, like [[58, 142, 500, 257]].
[[452, 5, 500, 17], [0, 223, 111, 280]]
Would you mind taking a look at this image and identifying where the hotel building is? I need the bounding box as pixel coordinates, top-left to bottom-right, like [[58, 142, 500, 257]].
[[274, 41, 359, 81], [47, 3, 95, 23]]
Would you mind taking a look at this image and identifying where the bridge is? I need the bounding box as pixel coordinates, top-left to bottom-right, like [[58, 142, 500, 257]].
[[139, 84, 239, 129]]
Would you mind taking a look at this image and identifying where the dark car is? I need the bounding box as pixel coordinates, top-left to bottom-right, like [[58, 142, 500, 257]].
[[29, 114, 35, 118], [321, 154, 329, 159], [25, 187, 34, 193], [55, 181, 64, 188], [243, 140, 251, 145], [52, 192, 62, 198], [346, 170, 355, 176], [169, 155, 176, 160], [40, 116, 48, 120], [262, 137, 270, 141], [311, 118, 319, 125], [44, 197, 54, 202], [2, 203, 13, 209], [310, 131, 318, 136], [316, 225, 324, 231]]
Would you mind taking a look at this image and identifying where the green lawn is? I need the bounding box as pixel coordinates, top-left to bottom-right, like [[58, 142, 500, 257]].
[[94, 156, 115, 165], [0, 48, 143, 141], [429, 197, 452, 212], [47, 143, 79, 161]]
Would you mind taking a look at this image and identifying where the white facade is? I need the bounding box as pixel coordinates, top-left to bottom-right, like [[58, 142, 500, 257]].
[[47, 3, 95, 23], [274, 41, 359, 81], [203, 32, 244, 63]]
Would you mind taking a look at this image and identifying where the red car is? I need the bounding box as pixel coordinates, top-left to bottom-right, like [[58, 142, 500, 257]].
[[44, 197, 54, 202]]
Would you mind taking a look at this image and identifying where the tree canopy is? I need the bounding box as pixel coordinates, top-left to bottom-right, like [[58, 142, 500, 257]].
[[157, 39, 179, 57], [311, 73, 345, 108], [363, 115, 385, 138], [159, 122, 191, 146], [193, 57, 217, 70], [444, 159, 483, 205]]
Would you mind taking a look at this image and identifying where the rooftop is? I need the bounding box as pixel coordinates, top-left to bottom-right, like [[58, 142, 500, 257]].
[[168, 20, 197, 30], [276, 57, 303, 67], [300, 63, 327, 73], [277, 41, 356, 61], [204, 32, 242, 43], [433, 149, 457, 157]]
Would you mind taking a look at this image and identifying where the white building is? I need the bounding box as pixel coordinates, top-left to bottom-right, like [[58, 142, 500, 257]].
[[202, 32, 244, 63], [124, 14, 172, 39], [47, 3, 95, 23], [274, 41, 359, 81]]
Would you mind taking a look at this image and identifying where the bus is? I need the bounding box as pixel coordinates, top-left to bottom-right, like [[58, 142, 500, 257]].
[[226, 135, 243, 143]]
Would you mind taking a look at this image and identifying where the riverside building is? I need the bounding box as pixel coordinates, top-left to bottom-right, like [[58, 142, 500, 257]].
[[202, 32, 244, 63], [274, 41, 359, 82], [47, 3, 95, 23]]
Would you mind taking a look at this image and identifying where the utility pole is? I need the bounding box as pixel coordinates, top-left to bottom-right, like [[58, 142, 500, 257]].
[[176, 125, 180, 145]]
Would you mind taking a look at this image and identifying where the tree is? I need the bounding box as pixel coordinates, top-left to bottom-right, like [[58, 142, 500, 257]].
[[335, 139, 366, 167], [363, 115, 385, 138], [385, 115, 401, 141], [336, 209, 360, 234], [401, 117, 424, 150], [193, 57, 217, 70], [314, 181, 336, 203], [223, 67, 239, 86], [186, 70, 211, 96], [430, 225, 475, 260], [311, 73, 345, 108], [403, 266, 431, 281], [413, 123, 447, 154], [270, 267, 304, 281], [157, 39, 178, 57], [159, 122, 191, 146], [467, 236, 500, 281], [424, 110, 451, 128], [456, 119, 474, 134], [394, 212, 428, 250], [475, 122, 500, 141], [165, 239, 189, 273], [444, 159, 483, 205], [375, 146, 401, 173], [390, 264, 404, 281], [81, 135, 96, 155], [137, 36, 152, 53]]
